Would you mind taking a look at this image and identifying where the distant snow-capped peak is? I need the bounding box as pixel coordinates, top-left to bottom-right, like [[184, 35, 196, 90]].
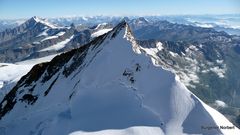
[[29, 16, 58, 28]]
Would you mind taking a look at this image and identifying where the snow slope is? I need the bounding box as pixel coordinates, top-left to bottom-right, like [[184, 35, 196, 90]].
[[39, 36, 74, 52], [15, 54, 58, 65], [0, 54, 57, 101], [0, 63, 33, 102], [70, 126, 164, 135], [0, 21, 239, 135], [41, 31, 66, 42], [91, 28, 112, 38], [0, 63, 32, 88]]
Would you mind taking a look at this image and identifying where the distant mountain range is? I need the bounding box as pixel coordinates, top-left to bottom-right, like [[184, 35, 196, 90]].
[[0, 16, 94, 63], [0, 15, 240, 134], [1, 15, 240, 35]]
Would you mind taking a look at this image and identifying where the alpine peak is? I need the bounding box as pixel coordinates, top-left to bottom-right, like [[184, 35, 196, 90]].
[[0, 20, 239, 135], [27, 16, 57, 28]]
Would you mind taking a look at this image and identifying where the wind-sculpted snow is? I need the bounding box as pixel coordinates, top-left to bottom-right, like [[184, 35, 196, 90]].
[[0, 21, 239, 135]]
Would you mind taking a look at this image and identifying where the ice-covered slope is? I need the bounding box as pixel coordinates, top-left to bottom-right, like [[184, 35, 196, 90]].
[[0, 54, 57, 101], [0, 21, 239, 135], [0, 63, 32, 98]]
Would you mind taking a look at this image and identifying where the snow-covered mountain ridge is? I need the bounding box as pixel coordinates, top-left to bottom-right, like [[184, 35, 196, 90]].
[[0, 16, 119, 63], [0, 21, 239, 135]]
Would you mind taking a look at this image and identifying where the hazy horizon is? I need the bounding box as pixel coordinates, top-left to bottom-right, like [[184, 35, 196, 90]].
[[0, 0, 239, 19], [1, 14, 240, 20]]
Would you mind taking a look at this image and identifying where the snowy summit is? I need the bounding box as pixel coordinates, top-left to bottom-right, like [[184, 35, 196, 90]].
[[0, 21, 239, 135]]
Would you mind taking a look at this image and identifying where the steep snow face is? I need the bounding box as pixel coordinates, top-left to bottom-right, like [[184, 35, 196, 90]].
[[0, 22, 239, 135]]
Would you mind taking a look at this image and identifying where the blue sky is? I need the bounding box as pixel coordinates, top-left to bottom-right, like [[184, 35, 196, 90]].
[[0, 0, 239, 19]]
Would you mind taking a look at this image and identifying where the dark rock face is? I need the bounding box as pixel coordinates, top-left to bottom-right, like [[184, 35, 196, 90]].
[[0, 17, 37, 44], [19, 94, 38, 105]]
